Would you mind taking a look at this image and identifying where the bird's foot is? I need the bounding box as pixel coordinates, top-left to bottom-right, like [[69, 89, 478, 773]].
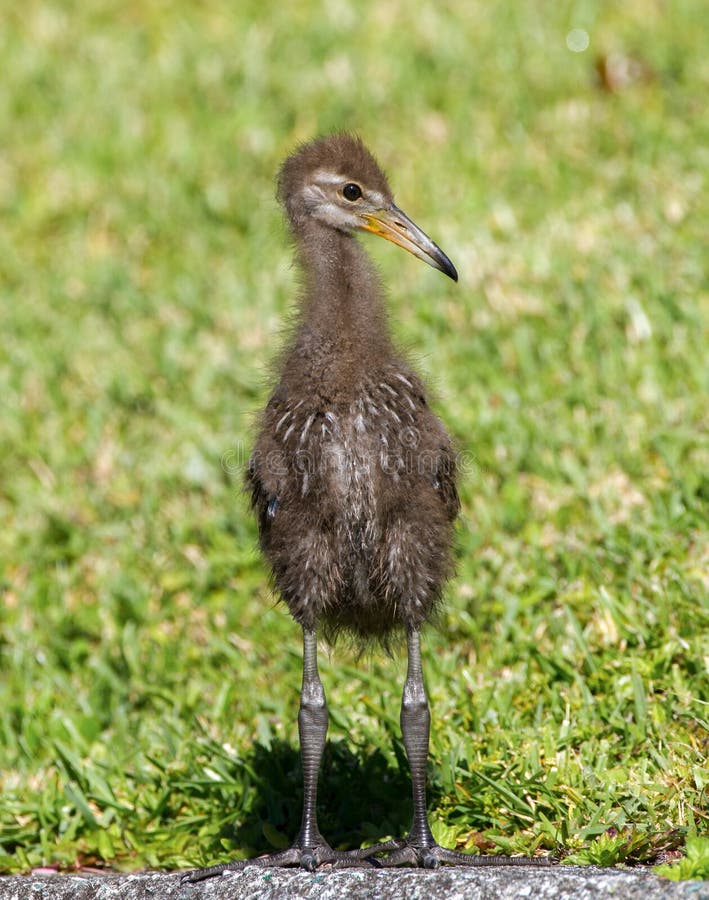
[[363, 839, 555, 869], [180, 837, 554, 880], [180, 840, 381, 883]]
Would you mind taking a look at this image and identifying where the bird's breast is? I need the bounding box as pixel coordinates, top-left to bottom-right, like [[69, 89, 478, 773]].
[[274, 367, 437, 527]]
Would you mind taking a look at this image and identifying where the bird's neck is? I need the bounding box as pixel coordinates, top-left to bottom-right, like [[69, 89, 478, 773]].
[[293, 221, 394, 370]]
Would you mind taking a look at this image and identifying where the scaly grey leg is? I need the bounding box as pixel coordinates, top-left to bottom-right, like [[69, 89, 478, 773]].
[[396, 627, 438, 866], [401, 628, 436, 851], [371, 629, 553, 869], [294, 626, 329, 861], [182, 627, 343, 882]]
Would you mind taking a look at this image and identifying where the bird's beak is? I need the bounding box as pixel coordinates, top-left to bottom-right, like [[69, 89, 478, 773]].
[[358, 204, 458, 282]]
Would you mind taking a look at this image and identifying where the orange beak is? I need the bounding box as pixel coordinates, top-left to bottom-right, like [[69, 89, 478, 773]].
[[358, 205, 458, 281]]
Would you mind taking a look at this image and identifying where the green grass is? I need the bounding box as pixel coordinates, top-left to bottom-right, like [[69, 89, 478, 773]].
[[1, 0, 707, 879]]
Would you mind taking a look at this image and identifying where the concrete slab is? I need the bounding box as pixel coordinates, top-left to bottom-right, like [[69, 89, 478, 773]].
[[0, 867, 706, 900]]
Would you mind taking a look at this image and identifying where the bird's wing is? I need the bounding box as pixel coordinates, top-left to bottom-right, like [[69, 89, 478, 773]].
[[433, 439, 460, 522], [246, 387, 289, 527]]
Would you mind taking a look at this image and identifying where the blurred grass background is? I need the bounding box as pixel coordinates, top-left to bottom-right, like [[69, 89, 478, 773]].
[[1, 0, 708, 877]]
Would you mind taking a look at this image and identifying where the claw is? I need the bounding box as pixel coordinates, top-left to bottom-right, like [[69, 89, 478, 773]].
[[301, 853, 317, 872], [181, 865, 229, 884]]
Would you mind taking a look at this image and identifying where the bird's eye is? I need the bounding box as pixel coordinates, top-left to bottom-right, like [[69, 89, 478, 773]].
[[343, 183, 362, 202]]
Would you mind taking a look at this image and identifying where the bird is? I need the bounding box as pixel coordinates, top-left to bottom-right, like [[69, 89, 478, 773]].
[[183, 134, 549, 880]]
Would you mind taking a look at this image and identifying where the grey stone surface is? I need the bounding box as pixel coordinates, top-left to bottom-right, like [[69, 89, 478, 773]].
[[0, 868, 706, 900]]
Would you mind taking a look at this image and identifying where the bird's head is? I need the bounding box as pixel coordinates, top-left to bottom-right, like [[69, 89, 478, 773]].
[[277, 133, 457, 281]]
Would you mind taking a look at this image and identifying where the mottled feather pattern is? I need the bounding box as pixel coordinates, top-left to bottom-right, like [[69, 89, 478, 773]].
[[247, 364, 458, 641]]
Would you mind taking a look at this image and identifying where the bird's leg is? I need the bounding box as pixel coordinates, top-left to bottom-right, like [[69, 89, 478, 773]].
[[402, 627, 436, 851], [182, 628, 362, 883], [326, 627, 434, 868], [293, 626, 329, 860], [376, 627, 437, 867], [369, 629, 553, 869]]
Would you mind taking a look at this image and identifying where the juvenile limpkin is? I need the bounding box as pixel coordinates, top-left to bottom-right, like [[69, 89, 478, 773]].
[[184, 135, 546, 879]]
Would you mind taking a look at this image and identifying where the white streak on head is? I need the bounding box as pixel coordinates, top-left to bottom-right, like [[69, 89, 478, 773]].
[[314, 170, 349, 185]]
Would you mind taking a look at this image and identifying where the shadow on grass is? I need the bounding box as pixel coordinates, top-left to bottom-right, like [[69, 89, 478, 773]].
[[212, 736, 438, 858]]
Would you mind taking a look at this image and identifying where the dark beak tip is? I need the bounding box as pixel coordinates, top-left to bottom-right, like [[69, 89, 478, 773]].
[[435, 247, 458, 282], [439, 257, 458, 282]]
